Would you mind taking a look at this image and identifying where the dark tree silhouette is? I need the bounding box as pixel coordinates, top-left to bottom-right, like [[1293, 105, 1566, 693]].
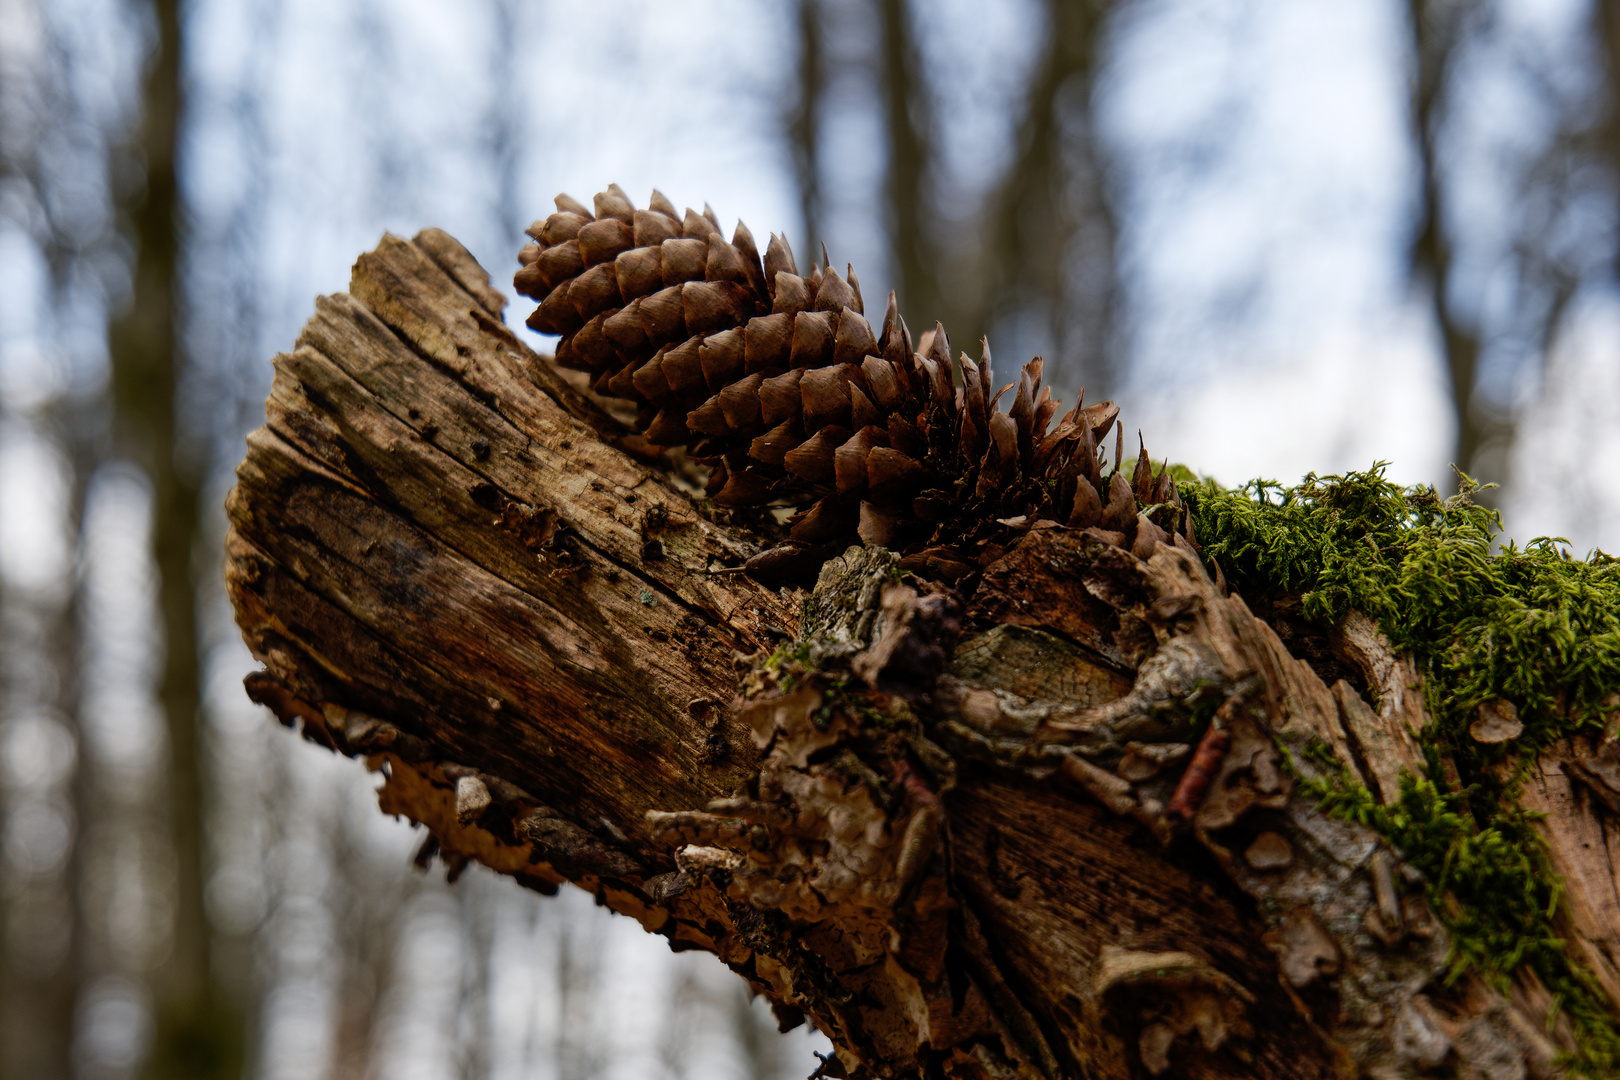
[[106, 1, 242, 1075]]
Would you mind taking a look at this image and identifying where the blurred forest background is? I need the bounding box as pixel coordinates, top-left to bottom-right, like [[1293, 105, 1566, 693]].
[[3, 0, 1620, 1077]]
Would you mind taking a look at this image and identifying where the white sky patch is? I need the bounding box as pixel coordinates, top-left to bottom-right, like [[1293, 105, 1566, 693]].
[[0, 228, 66, 411], [1133, 309, 1454, 490], [1503, 291, 1620, 554], [911, 0, 1045, 213], [78, 463, 168, 794], [520, 1, 799, 230], [0, 422, 73, 597], [1104, 0, 1416, 384], [71, 974, 154, 1078]]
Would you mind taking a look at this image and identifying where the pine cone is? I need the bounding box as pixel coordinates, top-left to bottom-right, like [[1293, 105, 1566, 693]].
[[516, 185, 1195, 581]]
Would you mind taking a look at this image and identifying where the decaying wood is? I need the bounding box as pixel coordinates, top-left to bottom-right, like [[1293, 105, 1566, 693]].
[[227, 231, 1609, 1079], [1522, 741, 1620, 1020]]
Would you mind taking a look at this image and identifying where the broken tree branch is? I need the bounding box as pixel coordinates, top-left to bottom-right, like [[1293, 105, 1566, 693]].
[[226, 231, 1596, 1079]]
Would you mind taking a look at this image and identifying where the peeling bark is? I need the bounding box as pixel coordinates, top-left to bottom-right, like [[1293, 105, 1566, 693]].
[[227, 232, 1607, 1078], [1522, 740, 1620, 1020]]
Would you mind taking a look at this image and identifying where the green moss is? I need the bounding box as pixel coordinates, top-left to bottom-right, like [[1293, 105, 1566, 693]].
[[766, 642, 813, 672], [762, 641, 813, 690], [1185, 464, 1620, 1073]]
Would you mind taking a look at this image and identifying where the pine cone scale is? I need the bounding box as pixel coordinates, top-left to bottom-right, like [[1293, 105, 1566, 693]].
[[782, 428, 845, 485], [638, 286, 686, 341], [659, 238, 706, 284], [614, 247, 662, 300]]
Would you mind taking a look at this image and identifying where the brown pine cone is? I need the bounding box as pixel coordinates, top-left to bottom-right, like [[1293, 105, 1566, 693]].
[[516, 185, 1195, 581]]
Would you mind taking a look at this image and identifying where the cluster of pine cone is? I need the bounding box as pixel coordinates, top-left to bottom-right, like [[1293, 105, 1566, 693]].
[[515, 185, 1195, 580]]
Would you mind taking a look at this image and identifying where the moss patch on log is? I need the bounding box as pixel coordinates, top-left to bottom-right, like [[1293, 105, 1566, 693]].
[[1184, 464, 1620, 1075]]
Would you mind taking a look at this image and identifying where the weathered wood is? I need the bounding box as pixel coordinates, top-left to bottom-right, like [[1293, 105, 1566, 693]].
[[1523, 741, 1620, 1016], [229, 231, 799, 846], [227, 231, 1604, 1079]]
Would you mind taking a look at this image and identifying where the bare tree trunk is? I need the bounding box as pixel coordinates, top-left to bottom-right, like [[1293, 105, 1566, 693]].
[[978, 0, 1120, 403], [107, 2, 241, 1075], [876, 0, 939, 335], [1596, 0, 1620, 283], [221, 230, 1612, 1078], [1406, 0, 1501, 478], [790, 0, 826, 264]]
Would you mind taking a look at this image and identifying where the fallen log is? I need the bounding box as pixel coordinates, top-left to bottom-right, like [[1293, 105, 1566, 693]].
[[226, 229, 1609, 1078]]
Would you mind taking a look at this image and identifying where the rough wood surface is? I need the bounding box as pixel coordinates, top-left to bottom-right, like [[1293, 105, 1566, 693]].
[[227, 231, 1606, 1079], [1522, 741, 1620, 1017]]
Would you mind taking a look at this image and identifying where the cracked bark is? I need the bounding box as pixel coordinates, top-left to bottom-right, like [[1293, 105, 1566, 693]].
[[226, 231, 1610, 1079]]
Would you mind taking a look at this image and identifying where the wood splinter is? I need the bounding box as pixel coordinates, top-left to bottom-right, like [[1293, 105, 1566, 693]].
[[1166, 694, 1242, 822]]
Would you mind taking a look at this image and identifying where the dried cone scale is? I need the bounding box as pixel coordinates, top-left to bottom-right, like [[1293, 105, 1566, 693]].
[[516, 185, 1197, 580]]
